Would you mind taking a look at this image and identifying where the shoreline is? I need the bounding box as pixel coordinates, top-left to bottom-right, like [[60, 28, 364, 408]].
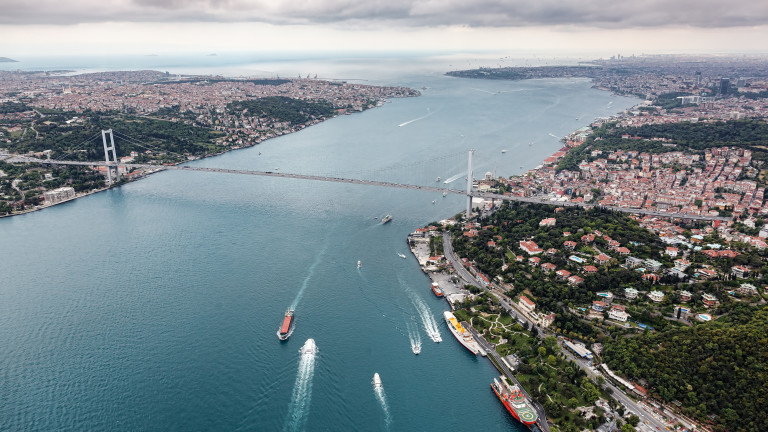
[[0, 96, 407, 219]]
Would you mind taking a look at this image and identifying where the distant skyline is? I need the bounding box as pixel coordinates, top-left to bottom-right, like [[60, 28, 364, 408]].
[[1, 0, 768, 57]]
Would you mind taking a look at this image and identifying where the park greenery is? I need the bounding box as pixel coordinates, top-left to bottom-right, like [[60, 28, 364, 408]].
[[452, 292, 613, 432], [227, 96, 335, 126], [448, 200, 768, 430]]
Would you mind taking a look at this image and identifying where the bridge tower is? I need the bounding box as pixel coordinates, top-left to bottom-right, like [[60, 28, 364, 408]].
[[466, 149, 474, 219], [101, 129, 120, 185]]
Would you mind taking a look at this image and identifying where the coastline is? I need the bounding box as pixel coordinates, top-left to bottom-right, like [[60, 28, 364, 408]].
[[0, 95, 412, 219]]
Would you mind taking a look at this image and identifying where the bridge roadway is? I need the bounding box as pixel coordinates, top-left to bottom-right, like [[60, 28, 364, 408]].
[[13, 157, 732, 222]]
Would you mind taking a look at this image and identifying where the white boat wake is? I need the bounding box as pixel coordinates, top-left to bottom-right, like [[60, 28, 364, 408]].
[[408, 291, 442, 343], [405, 320, 422, 354], [443, 171, 466, 184], [284, 339, 319, 432], [290, 245, 327, 311], [373, 375, 392, 429], [548, 132, 558, 138], [398, 109, 434, 127]]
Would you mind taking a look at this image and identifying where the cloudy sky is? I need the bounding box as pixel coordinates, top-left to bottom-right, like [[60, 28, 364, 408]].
[[1, 0, 767, 57]]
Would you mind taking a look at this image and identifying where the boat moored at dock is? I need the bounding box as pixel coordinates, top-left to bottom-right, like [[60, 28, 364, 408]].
[[491, 375, 539, 429], [278, 309, 295, 341], [443, 311, 479, 355], [431, 282, 444, 297]]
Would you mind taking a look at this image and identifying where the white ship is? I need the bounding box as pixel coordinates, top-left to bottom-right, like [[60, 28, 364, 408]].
[[443, 311, 480, 355], [373, 373, 383, 388]]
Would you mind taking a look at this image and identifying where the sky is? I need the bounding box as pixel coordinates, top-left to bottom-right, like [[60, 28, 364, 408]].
[[1, 0, 768, 58]]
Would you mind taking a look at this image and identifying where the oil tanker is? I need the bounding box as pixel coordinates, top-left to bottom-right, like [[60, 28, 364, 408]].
[[277, 308, 295, 341], [491, 376, 539, 429]]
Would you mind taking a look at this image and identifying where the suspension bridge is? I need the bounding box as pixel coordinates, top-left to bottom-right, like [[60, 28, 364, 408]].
[[6, 129, 731, 222]]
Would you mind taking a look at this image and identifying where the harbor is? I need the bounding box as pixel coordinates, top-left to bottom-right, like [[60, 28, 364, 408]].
[[407, 224, 550, 431]]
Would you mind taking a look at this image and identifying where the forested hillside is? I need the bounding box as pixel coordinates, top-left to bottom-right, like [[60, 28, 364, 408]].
[[603, 306, 768, 431]]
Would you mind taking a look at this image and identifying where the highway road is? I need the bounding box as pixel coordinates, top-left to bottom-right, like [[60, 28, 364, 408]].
[[444, 232, 672, 432]]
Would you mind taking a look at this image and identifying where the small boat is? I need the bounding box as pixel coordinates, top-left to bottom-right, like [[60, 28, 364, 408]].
[[357, 260, 362, 268], [397, 253, 407, 259], [431, 282, 444, 297], [412, 344, 421, 355], [373, 373, 383, 389], [501, 149, 507, 153], [432, 200, 436, 204], [442, 192, 447, 197], [436, 176, 441, 182], [300, 338, 317, 355], [381, 214, 392, 224]]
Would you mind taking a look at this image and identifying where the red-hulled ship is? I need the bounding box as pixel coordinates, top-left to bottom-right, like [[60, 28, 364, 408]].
[[431, 282, 444, 297], [277, 309, 295, 341], [491, 376, 539, 428]]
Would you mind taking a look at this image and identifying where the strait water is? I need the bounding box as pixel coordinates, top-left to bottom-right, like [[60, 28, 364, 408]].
[[0, 60, 639, 431]]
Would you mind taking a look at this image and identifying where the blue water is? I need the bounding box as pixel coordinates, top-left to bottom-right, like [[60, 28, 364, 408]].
[[0, 59, 639, 431]]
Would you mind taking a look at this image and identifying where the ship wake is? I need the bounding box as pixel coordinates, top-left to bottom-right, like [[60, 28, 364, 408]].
[[290, 244, 327, 311], [405, 320, 422, 354], [284, 339, 319, 432], [409, 291, 442, 343], [442, 171, 466, 184], [373, 380, 392, 429], [398, 108, 433, 127]]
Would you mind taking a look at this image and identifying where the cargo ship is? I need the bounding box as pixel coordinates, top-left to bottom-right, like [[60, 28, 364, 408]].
[[491, 376, 540, 429], [431, 282, 444, 297], [381, 214, 392, 224], [277, 308, 295, 341], [443, 311, 479, 355]]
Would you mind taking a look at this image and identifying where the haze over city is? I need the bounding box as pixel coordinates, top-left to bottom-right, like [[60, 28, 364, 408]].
[[1, 0, 768, 56]]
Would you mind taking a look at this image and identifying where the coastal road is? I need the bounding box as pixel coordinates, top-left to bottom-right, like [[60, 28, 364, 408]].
[[469, 326, 550, 432], [445, 231, 670, 432], [442, 233, 540, 334], [557, 340, 670, 432]]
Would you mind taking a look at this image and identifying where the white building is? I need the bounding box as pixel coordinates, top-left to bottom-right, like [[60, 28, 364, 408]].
[[648, 290, 665, 303], [608, 307, 630, 323], [43, 187, 75, 205]]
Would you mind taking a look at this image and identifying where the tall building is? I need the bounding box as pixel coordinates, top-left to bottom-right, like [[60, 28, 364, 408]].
[[719, 78, 730, 95], [695, 71, 702, 86]]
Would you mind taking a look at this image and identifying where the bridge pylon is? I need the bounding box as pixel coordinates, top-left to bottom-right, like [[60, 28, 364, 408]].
[[101, 129, 120, 185], [466, 149, 475, 219]]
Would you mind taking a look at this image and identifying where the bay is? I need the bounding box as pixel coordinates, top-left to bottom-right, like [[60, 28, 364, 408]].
[[0, 62, 638, 431]]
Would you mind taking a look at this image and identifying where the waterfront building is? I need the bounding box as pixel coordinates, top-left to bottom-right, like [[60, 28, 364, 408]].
[[43, 186, 75, 204]]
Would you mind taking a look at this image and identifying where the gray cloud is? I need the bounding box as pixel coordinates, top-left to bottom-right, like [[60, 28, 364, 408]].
[[1, 0, 766, 28]]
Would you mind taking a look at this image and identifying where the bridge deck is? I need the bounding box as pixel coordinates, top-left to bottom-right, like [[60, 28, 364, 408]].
[[9, 157, 732, 222]]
